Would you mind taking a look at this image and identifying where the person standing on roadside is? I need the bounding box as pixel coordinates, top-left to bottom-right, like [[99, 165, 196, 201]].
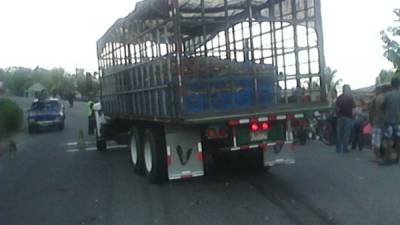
[[336, 85, 356, 153], [381, 78, 400, 165], [87, 98, 95, 135], [68, 92, 74, 108], [369, 86, 389, 162], [352, 102, 368, 151]]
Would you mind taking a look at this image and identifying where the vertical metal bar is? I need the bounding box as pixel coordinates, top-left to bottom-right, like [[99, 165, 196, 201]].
[[305, 0, 313, 99], [224, 0, 231, 60], [232, 126, 238, 147], [210, 33, 214, 56], [106, 43, 110, 68], [163, 27, 172, 83], [133, 44, 137, 64], [111, 43, 116, 66], [232, 25, 237, 61], [217, 32, 222, 58], [248, 0, 255, 62], [164, 24, 174, 117], [200, 0, 211, 111], [314, 0, 327, 102], [279, 0, 288, 94], [186, 39, 190, 56], [134, 67, 139, 115], [144, 35, 148, 61], [193, 37, 198, 56], [146, 61, 151, 115], [240, 22, 245, 60], [259, 22, 264, 63], [292, 0, 301, 88], [122, 23, 128, 65], [151, 22, 159, 117], [271, 9, 284, 103], [130, 69, 135, 114], [127, 44, 132, 65], [152, 62, 158, 116], [138, 38, 144, 115], [201, 0, 207, 57], [171, 0, 183, 117], [248, 0, 258, 104], [156, 26, 166, 116]]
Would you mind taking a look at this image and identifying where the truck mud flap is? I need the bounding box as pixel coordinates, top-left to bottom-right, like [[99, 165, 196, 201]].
[[165, 125, 204, 180], [263, 142, 296, 167]]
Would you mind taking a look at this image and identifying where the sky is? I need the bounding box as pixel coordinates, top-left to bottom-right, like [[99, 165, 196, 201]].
[[0, 0, 398, 89]]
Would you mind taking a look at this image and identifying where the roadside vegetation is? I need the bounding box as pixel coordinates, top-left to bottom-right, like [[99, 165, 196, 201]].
[[0, 67, 99, 99], [0, 98, 23, 139], [377, 9, 400, 84]]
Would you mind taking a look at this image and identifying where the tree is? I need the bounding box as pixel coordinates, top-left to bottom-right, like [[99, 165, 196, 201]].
[[0, 67, 98, 98], [0, 68, 5, 81], [324, 67, 342, 93], [381, 9, 400, 75], [6, 67, 33, 96], [377, 69, 396, 85]]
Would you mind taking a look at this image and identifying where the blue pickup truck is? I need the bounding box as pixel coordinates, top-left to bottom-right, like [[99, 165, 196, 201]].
[[27, 98, 65, 133]]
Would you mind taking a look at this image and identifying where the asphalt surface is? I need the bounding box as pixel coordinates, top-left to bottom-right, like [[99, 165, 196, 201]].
[[1, 97, 400, 225]]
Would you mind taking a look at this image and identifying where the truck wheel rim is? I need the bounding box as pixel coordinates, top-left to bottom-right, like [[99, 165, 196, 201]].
[[144, 141, 152, 172], [130, 135, 138, 165]]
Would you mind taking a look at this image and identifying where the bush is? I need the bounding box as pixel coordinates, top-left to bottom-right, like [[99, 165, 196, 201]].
[[0, 98, 23, 138]]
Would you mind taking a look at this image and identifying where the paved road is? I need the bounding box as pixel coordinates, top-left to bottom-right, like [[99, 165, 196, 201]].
[[1, 97, 400, 225]]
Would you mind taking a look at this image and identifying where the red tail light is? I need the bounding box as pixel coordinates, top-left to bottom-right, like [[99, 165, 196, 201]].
[[250, 122, 270, 132], [261, 122, 270, 130], [250, 123, 259, 132]]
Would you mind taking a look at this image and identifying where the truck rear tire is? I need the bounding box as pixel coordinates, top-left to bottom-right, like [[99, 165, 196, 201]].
[[58, 122, 65, 131], [143, 128, 167, 184], [130, 127, 144, 175]]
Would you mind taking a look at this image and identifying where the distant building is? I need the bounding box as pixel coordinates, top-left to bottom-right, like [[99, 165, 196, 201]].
[[25, 83, 47, 98], [352, 85, 375, 104]]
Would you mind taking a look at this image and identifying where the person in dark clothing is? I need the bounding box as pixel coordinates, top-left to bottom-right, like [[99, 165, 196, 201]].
[[336, 84, 356, 153], [370, 85, 390, 162], [88, 100, 95, 135], [68, 92, 74, 108], [352, 102, 368, 151], [380, 78, 400, 165]]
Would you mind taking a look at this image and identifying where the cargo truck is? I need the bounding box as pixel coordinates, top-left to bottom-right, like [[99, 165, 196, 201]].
[[95, 0, 331, 183]]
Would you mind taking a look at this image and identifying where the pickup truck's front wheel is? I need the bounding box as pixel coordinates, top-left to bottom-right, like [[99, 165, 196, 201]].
[[28, 124, 35, 134], [58, 121, 65, 131], [143, 128, 167, 184]]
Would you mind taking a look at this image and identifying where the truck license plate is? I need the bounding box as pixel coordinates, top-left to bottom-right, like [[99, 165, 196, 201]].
[[250, 131, 268, 141]]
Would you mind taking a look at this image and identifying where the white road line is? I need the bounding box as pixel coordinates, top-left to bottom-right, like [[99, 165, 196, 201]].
[[108, 145, 129, 149], [66, 145, 129, 153], [65, 142, 77, 146], [66, 149, 79, 152], [64, 141, 95, 146]]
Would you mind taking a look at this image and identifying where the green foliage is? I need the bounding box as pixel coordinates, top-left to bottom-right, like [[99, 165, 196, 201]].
[[377, 69, 398, 85], [324, 67, 342, 93], [381, 9, 400, 73], [0, 98, 23, 138], [0, 67, 99, 98]]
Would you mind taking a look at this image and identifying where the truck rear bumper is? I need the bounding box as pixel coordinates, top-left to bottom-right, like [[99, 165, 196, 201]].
[[221, 141, 296, 167], [222, 140, 290, 152]]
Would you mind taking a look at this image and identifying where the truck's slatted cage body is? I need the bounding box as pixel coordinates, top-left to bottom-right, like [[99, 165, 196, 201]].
[[97, 0, 327, 124]]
